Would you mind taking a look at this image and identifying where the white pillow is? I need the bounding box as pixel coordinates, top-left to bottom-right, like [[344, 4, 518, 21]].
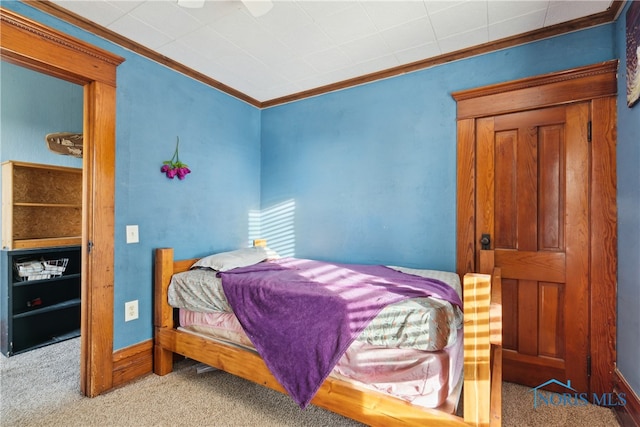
[[191, 246, 277, 272]]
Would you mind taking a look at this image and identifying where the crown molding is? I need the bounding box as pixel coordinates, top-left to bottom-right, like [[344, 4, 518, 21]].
[[25, 0, 624, 109]]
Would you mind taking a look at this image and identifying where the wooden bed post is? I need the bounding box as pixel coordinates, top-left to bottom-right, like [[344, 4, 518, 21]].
[[463, 249, 502, 427], [488, 268, 502, 427], [154, 248, 175, 375], [463, 273, 492, 426]]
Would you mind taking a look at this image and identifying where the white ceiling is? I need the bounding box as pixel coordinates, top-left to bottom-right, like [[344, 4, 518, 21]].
[[50, 0, 614, 103]]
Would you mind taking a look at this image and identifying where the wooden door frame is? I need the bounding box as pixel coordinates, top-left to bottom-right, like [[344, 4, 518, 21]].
[[1, 8, 123, 396], [452, 60, 618, 397]]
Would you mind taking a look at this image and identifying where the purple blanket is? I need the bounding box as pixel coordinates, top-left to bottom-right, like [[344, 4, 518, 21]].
[[218, 257, 462, 408]]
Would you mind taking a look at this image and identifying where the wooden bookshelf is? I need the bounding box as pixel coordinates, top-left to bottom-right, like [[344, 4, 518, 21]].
[[2, 161, 82, 250]]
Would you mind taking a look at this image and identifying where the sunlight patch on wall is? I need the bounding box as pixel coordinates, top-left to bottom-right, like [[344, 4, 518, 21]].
[[248, 199, 295, 257]]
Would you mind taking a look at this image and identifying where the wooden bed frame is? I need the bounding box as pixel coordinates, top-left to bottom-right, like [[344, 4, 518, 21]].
[[154, 247, 503, 426]]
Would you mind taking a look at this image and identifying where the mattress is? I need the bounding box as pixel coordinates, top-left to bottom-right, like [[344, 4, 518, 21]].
[[178, 310, 464, 409], [169, 264, 462, 351]]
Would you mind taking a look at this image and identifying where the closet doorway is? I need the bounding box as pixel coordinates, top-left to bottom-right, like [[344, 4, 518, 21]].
[[1, 8, 123, 396]]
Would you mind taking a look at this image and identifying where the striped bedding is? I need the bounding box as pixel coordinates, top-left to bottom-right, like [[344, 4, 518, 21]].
[[168, 264, 462, 352], [167, 260, 463, 408]]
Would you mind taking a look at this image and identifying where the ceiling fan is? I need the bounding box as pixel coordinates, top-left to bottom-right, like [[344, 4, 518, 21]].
[[177, 0, 274, 17]]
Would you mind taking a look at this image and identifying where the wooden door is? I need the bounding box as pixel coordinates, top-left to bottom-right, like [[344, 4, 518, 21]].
[[454, 61, 617, 397], [475, 103, 590, 392]]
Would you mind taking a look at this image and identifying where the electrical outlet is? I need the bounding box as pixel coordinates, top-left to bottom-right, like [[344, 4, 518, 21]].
[[125, 300, 138, 322], [126, 225, 139, 244]]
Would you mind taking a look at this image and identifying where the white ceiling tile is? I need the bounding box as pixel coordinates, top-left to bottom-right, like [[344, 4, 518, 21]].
[[194, 59, 234, 81], [129, 1, 203, 39], [423, 0, 467, 15], [157, 39, 202, 66], [429, 0, 488, 39], [303, 47, 354, 74], [315, 4, 378, 43], [340, 33, 393, 64], [489, 10, 546, 41], [360, 1, 429, 31], [209, 10, 295, 64], [271, 58, 317, 83], [544, 1, 611, 27], [51, 0, 130, 26], [295, 70, 351, 91], [278, 23, 335, 56], [208, 6, 263, 41], [380, 17, 437, 51], [219, 55, 288, 89], [487, 1, 548, 24], [179, 25, 239, 60], [351, 53, 401, 76], [107, 1, 145, 15], [394, 42, 442, 64], [326, 67, 369, 84], [237, 34, 294, 65], [257, 82, 306, 101], [179, 0, 242, 25], [438, 26, 489, 54], [108, 14, 174, 50], [253, 1, 314, 37], [296, 1, 354, 21]]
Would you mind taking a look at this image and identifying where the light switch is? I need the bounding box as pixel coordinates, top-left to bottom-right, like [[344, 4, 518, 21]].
[[126, 225, 139, 244]]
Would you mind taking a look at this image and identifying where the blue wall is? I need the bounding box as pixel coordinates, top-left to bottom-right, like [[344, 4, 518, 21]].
[[112, 53, 261, 346], [0, 62, 83, 167], [261, 24, 616, 271], [615, 1, 640, 397], [1, 1, 261, 350]]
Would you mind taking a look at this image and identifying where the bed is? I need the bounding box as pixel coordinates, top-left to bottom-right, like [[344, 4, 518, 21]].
[[154, 242, 502, 426]]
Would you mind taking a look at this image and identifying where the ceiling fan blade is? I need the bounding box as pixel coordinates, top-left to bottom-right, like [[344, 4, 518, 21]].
[[241, 0, 273, 17]]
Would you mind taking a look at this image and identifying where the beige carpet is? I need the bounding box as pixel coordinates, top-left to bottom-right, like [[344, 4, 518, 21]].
[[0, 338, 621, 426]]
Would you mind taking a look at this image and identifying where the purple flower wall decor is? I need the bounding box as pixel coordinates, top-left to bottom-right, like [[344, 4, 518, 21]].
[[161, 136, 191, 180]]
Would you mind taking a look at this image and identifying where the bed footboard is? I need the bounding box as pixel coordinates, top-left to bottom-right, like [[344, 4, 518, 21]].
[[153, 247, 503, 426], [463, 268, 502, 426]]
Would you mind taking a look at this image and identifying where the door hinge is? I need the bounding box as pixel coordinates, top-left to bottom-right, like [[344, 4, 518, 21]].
[[587, 121, 592, 143], [587, 355, 592, 377]]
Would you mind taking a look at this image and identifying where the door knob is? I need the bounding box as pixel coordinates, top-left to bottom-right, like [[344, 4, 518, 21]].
[[480, 234, 491, 250]]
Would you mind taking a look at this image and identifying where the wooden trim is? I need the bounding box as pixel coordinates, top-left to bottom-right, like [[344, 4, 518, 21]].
[[455, 119, 476, 276], [112, 340, 154, 388], [26, 0, 623, 108], [0, 6, 121, 85], [1, 6, 122, 397], [452, 60, 619, 103], [613, 369, 640, 427], [589, 96, 618, 396], [564, 101, 591, 393], [154, 248, 501, 427], [82, 79, 117, 397], [452, 60, 618, 119]]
